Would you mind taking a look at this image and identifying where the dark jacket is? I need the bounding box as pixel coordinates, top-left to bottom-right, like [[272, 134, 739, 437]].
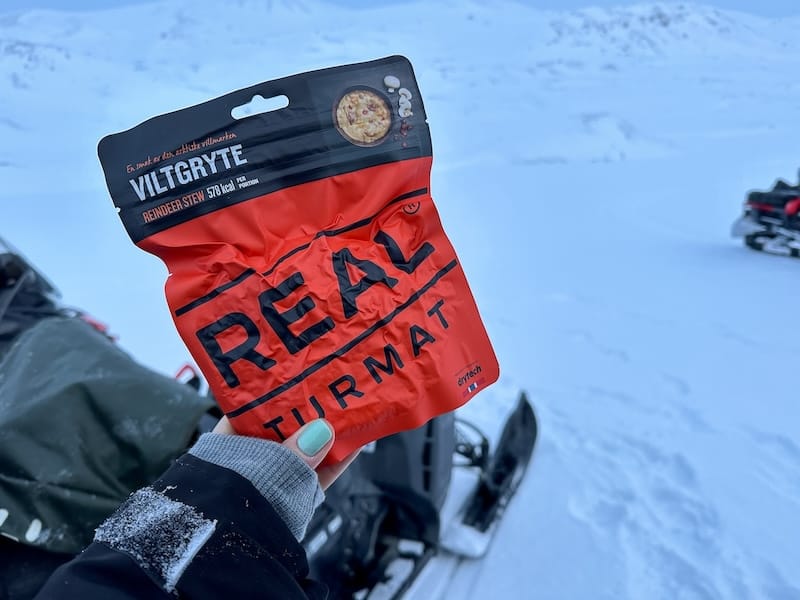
[[35, 453, 328, 599]]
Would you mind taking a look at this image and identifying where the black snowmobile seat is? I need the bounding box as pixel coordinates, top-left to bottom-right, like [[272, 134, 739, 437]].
[[747, 185, 800, 210]]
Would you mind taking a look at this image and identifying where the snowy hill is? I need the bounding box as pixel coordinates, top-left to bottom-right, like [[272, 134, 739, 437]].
[[547, 4, 773, 55], [3, 1, 800, 598]]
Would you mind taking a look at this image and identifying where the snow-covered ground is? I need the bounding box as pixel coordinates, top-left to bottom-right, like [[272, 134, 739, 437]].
[[2, 1, 800, 598]]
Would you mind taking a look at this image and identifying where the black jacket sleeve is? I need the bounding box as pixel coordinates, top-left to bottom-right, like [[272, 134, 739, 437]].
[[35, 454, 328, 600]]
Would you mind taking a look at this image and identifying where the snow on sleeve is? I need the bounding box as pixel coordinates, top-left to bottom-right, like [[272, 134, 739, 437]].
[[93, 487, 217, 593]]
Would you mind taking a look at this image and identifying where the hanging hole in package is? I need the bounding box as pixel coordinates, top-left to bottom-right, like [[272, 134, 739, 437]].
[[98, 56, 499, 464]]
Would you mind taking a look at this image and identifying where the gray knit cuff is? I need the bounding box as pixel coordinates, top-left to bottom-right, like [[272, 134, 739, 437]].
[[188, 433, 325, 541]]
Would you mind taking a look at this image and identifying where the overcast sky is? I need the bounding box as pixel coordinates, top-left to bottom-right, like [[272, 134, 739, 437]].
[[0, 0, 798, 18]]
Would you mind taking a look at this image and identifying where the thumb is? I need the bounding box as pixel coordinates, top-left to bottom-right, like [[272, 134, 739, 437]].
[[282, 419, 334, 470]]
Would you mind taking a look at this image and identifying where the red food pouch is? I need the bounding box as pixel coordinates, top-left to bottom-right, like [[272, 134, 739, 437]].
[[98, 56, 498, 463]]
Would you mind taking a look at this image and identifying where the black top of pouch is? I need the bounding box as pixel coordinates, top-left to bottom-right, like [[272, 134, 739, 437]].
[[98, 56, 433, 243]]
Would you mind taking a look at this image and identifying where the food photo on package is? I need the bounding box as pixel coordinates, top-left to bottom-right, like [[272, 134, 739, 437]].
[[97, 55, 498, 464]]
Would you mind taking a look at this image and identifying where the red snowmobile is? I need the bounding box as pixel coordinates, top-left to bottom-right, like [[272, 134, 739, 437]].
[[732, 177, 800, 257]]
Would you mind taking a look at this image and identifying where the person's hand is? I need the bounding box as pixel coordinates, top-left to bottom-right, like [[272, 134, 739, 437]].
[[212, 416, 359, 490]]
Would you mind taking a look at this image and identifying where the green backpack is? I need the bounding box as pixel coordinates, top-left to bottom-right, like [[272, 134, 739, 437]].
[[0, 248, 213, 554]]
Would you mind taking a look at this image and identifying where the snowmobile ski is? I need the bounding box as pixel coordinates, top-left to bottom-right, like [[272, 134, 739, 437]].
[[440, 392, 538, 559]]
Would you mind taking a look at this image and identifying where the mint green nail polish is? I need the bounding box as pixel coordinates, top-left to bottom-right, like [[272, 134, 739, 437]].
[[297, 420, 332, 456]]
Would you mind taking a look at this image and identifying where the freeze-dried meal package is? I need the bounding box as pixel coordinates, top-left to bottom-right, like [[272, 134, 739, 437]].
[[98, 56, 498, 463]]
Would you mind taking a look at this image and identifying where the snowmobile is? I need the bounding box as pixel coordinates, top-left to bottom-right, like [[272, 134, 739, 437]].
[[731, 177, 800, 257], [0, 237, 539, 600], [302, 394, 537, 600], [185, 357, 539, 599]]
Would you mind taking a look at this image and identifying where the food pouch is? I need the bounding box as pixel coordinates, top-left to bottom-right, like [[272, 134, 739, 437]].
[[97, 56, 498, 463]]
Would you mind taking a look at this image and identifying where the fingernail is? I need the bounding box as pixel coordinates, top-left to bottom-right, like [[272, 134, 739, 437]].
[[297, 420, 333, 456]]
